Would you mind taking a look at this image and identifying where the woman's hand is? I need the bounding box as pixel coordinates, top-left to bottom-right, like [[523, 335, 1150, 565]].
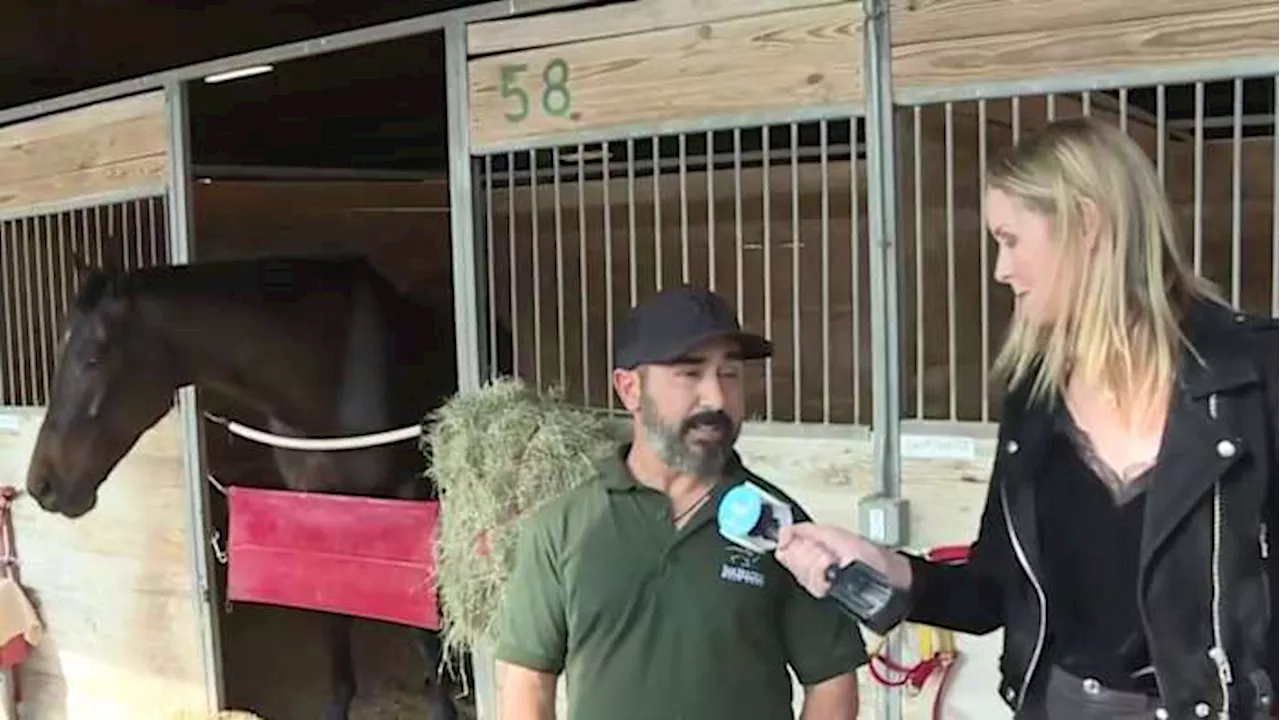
[[774, 522, 913, 598]]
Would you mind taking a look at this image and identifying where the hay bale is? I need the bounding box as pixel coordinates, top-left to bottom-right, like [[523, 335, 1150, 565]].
[[421, 376, 625, 659]]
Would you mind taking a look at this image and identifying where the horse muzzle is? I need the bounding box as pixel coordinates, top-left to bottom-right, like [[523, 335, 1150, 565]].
[[26, 469, 97, 518]]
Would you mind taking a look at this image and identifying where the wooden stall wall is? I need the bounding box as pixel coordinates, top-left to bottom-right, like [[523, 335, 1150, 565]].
[[887, 0, 1276, 95], [466, 0, 864, 151], [0, 91, 213, 718], [0, 93, 167, 216]]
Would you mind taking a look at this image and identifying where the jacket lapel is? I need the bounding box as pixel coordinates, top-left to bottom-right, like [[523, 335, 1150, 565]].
[[1138, 302, 1259, 573]]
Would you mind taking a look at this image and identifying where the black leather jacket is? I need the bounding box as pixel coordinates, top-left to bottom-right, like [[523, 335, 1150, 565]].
[[898, 298, 1278, 719]]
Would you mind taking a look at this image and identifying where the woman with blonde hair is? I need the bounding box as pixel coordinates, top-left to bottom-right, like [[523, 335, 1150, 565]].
[[774, 116, 1277, 719]]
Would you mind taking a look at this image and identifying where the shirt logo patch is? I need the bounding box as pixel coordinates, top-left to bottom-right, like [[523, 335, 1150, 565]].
[[720, 545, 766, 587], [720, 564, 766, 587]]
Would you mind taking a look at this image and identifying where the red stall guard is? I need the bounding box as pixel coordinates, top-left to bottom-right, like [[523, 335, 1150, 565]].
[[225, 486, 441, 630]]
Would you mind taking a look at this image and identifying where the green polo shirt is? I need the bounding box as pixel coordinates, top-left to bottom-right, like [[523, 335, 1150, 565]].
[[493, 443, 869, 719]]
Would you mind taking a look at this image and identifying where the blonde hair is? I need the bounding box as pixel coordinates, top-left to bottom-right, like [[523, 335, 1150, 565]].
[[987, 117, 1222, 420]]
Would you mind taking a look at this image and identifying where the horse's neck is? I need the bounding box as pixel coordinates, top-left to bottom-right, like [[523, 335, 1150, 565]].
[[159, 298, 345, 434]]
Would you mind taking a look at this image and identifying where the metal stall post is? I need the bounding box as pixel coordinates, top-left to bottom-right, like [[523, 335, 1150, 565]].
[[444, 16, 501, 720], [860, 0, 907, 718], [165, 79, 227, 712]]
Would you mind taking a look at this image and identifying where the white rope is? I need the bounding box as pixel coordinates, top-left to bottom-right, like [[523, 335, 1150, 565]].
[[203, 412, 422, 451]]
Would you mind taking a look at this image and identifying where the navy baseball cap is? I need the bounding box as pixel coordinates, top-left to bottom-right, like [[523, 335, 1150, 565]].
[[613, 285, 773, 370]]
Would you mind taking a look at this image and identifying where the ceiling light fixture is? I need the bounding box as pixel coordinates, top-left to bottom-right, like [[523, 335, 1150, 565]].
[[203, 65, 274, 84]]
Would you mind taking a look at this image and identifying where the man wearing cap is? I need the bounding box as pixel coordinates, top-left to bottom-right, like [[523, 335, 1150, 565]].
[[493, 285, 868, 720]]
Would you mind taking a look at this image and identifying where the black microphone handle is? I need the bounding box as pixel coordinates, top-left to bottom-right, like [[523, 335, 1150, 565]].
[[822, 560, 910, 636]]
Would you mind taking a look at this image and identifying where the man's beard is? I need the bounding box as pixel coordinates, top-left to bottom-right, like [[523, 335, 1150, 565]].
[[639, 389, 738, 480]]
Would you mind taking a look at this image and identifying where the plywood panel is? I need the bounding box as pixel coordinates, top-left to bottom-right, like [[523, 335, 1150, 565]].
[[892, 4, 1278, 97], [889, 0, 1266, 46], [467, 3, 864, 152], [0, 92, 168, 214], [0, 408, 208, 718], [466, 0, 853, 56]]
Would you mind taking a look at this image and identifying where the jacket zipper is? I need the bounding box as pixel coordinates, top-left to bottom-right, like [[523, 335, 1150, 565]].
[[1000, 483, 1047, 709]]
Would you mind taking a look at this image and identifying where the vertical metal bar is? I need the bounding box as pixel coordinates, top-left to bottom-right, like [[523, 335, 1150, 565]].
[[443, 24, 498, 719], [1082, 91, 1091, 116], [149, 195, 161, 265], [36, 215, 53, 399], [912, 107, 923, 420], [1046, 93, 1056, 121], [820, 119, 831, 423], [55, 214, 69, 343], [851, 117, 861, 425], [1274, 73, 1280, 318], [578, 147, 589, 402], [945, 102, 957, 421], [447, 18, 488, 406], [627, 138, 638, 307], [552, 147, 568, 392], [485, 155, 499, 380], [126, 199, 134, 266], [1156, 86, 1166, 187], [21, 219, 37, 404], [164, 79, 225, 715], [93, 204, 104, 266], [1118, 89, 1129, 134], [734, 128, 744, 319], [507, 152, 519, 379], [552, 148, 567, 391], [707, 130, 717, 291], [680, 133, 690, 282], [763, 125, 774, 420], [1230, 77, 1242, 308], [1012, 96, 1021, 142], [1193, 81, 1204, 275], [978, 99, 990, 423], [0, 223, 14, 405], [602, 142, 615, 410], [865, 0, 905, 716], [864, 0, 903, 506], [529, 148, 542, 390], [790, 122, 801, 422], [653, 138, 663, 292]]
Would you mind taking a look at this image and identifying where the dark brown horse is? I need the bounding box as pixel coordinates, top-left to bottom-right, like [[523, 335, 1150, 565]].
[[24, 253, 508, 720]]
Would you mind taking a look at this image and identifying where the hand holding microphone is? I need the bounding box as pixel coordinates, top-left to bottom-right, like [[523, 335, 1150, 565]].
[[716, 481, 914, 634]]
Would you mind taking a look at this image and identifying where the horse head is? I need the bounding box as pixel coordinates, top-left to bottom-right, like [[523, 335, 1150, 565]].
[[26, 255, 182, 518]]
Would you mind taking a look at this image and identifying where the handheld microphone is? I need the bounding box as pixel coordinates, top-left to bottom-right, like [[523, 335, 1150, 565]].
[[716, 481, 795, 553], [715, 481, 910, 633]]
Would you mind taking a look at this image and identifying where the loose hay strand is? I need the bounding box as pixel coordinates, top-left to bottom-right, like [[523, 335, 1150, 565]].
[[422, 377, 624, 663]]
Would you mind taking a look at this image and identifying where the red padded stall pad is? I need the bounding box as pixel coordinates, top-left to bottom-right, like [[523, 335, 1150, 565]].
[[225, 486, 440, 630]]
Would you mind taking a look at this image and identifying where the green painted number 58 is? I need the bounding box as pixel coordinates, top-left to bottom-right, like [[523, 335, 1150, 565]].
[[499, 59, 572, 124]]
